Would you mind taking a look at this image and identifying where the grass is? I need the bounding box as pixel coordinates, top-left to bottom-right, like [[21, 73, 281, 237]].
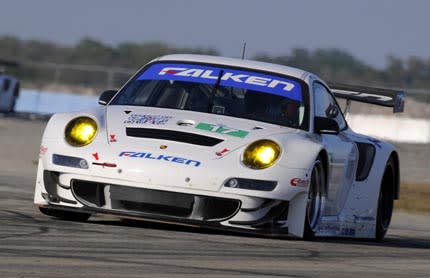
[[395, 182, 430, 213]]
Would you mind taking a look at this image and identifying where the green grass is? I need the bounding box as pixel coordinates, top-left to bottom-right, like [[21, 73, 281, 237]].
[[395, 183, 430, 213]]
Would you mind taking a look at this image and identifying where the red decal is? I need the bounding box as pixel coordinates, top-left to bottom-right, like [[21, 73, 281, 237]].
[[92, 162, 117, 168], [216, 148, 230, 156], [163, 70, 178, 75], [109, 134, 117, 142], [92, 152, 99, 161], [290, 178, 309, 187], [39, 146, 48, 155]]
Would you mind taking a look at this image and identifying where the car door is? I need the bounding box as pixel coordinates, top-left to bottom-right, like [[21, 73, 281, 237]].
[[313, 82, 358, 216]]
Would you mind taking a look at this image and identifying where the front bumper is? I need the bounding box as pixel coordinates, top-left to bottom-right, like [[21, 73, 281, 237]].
[[35, 167, 299, 235]]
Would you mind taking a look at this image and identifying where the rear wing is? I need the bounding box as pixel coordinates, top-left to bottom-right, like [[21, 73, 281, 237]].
[[328, 82, 405, 113]]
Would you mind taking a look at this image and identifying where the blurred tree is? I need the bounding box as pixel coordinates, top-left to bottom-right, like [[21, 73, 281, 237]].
[[0, 36, 22, 59], [385, 55, 405, 86], [0, 35, 428, 100], [71, 37, 118, 66]]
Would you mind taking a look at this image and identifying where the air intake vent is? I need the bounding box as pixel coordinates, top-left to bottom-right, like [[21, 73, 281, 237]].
[[71, 180, 241, 221], [126, 127, 223, 146]]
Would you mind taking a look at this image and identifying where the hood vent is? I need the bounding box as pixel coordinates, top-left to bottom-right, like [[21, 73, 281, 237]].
[[126, 127, 223, 146]]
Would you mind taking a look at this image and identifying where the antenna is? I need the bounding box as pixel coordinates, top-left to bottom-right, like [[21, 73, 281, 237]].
[[241, 42, 247, 60]]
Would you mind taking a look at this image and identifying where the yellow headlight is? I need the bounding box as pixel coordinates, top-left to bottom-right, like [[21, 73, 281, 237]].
[[65, 117, 98, 147], [242, 140, 281, 169]]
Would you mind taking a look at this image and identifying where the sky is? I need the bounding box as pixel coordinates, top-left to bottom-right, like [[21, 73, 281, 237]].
[[0, 0, 429, 68]]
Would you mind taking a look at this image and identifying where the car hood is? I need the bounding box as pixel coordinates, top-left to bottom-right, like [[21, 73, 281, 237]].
[[105, 105, 300, 159]]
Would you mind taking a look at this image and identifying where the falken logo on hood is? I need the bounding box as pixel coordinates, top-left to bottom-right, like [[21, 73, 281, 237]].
[[195, 122, 248, 138], [138, 63, 303, 102], [119, 151, 201, 167], [124, 114, 172, 125]]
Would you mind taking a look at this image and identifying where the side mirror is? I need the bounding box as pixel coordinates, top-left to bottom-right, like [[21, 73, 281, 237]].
[[98, 90, 117, 105], [314, 116, 340, 134]]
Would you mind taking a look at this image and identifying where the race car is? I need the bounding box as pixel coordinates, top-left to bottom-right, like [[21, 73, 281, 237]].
[[0, 59, 20, 113], [34, 54, 405, 239]]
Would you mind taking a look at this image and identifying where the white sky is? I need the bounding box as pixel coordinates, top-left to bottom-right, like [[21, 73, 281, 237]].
[[1, 0, 429, 68]]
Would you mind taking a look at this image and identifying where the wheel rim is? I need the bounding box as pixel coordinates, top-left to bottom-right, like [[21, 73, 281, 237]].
[[307, 161, 324, 231]]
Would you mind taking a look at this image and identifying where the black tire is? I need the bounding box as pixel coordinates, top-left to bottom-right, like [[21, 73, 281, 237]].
[[39, 207, 91, 222], [304, 159, 325, 239], [375, 158, 395, 240]]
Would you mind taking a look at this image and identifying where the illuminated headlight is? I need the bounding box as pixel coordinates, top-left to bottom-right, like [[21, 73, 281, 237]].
[[65, 117, 98, 147], [242, 140, 281, 169]]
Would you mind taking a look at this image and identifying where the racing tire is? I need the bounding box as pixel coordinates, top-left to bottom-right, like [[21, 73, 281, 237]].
[[375, 158, 395, 240], [304, 159, 325, 239], [39, 207, 91, 222]]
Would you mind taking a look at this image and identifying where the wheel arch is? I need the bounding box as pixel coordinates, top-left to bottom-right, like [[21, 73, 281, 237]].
[[317, 149, 329, 196], [389, 151, 400, 200]]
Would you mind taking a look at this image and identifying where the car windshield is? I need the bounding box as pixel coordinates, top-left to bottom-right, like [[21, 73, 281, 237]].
[[111, 62, 309, 130]]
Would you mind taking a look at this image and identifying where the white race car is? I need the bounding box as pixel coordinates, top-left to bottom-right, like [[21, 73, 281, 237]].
[[34, 54, 405, 239], [0, 59, 20, 113]]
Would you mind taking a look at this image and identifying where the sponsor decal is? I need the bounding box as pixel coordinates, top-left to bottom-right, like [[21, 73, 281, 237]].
[[92, 162, 117, 168], [92, 152, 100, 161], [216, 148, 230, 156], [109, 134, 117, 142], [119, 151, 201, 167], [340, 228, 356, 237], [196, 122, 248, 138], [290, 178, 309, 187], [39, 145, 48, 155], [138, 63, 302, 102], [318, 223, 356, 237], [334, 89, 392, 102], [353, 215, 375, 222], [124, 114, 172, 125]]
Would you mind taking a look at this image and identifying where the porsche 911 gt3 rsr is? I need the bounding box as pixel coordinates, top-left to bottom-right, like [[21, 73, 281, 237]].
[[0, 66, 20, 113], [34, 54, 405, 239]]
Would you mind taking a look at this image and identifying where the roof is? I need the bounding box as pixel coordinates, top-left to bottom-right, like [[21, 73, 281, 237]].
[[156, 54, 310, 81]]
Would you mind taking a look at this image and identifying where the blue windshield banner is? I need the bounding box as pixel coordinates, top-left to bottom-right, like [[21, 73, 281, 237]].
[[138, 63, 303, 101]]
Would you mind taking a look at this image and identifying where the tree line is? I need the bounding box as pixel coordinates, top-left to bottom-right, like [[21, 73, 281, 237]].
[[1, 35, 429, 97]]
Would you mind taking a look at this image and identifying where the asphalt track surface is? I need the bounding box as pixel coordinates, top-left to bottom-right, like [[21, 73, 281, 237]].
[[0, 116, 429, 277]]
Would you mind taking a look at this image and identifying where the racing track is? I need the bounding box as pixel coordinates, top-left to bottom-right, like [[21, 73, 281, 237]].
[[0, 116, 429, 277]]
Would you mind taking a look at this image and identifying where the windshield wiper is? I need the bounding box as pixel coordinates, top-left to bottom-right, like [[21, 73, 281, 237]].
[[207, 69, 224, 113]]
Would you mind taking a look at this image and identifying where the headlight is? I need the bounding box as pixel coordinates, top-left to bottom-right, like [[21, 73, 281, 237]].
[[65, 117, 98, 147], [242, 140, 281, 169]]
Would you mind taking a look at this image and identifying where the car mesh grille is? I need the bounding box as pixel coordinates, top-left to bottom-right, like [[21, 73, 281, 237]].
[[71, 180, 241, 221], [126, 127, 223, 146]]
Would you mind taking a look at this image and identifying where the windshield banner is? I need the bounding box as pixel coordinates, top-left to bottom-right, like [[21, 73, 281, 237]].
[[138, 63, 302, 101]]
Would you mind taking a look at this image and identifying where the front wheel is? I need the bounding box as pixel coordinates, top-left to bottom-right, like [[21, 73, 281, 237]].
[[304, 159, 325, 239], [375, 158, 395, 240], [39, 207, 91, 222]]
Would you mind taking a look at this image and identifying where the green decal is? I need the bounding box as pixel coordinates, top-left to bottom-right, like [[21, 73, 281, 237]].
[[196, 123, 248, 138]]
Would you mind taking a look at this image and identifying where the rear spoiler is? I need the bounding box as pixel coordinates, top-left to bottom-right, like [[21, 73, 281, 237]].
[[328, 82, 406, 113]]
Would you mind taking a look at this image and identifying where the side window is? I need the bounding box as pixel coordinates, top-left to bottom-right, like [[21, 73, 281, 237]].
[[313, 82, 346, 130]]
